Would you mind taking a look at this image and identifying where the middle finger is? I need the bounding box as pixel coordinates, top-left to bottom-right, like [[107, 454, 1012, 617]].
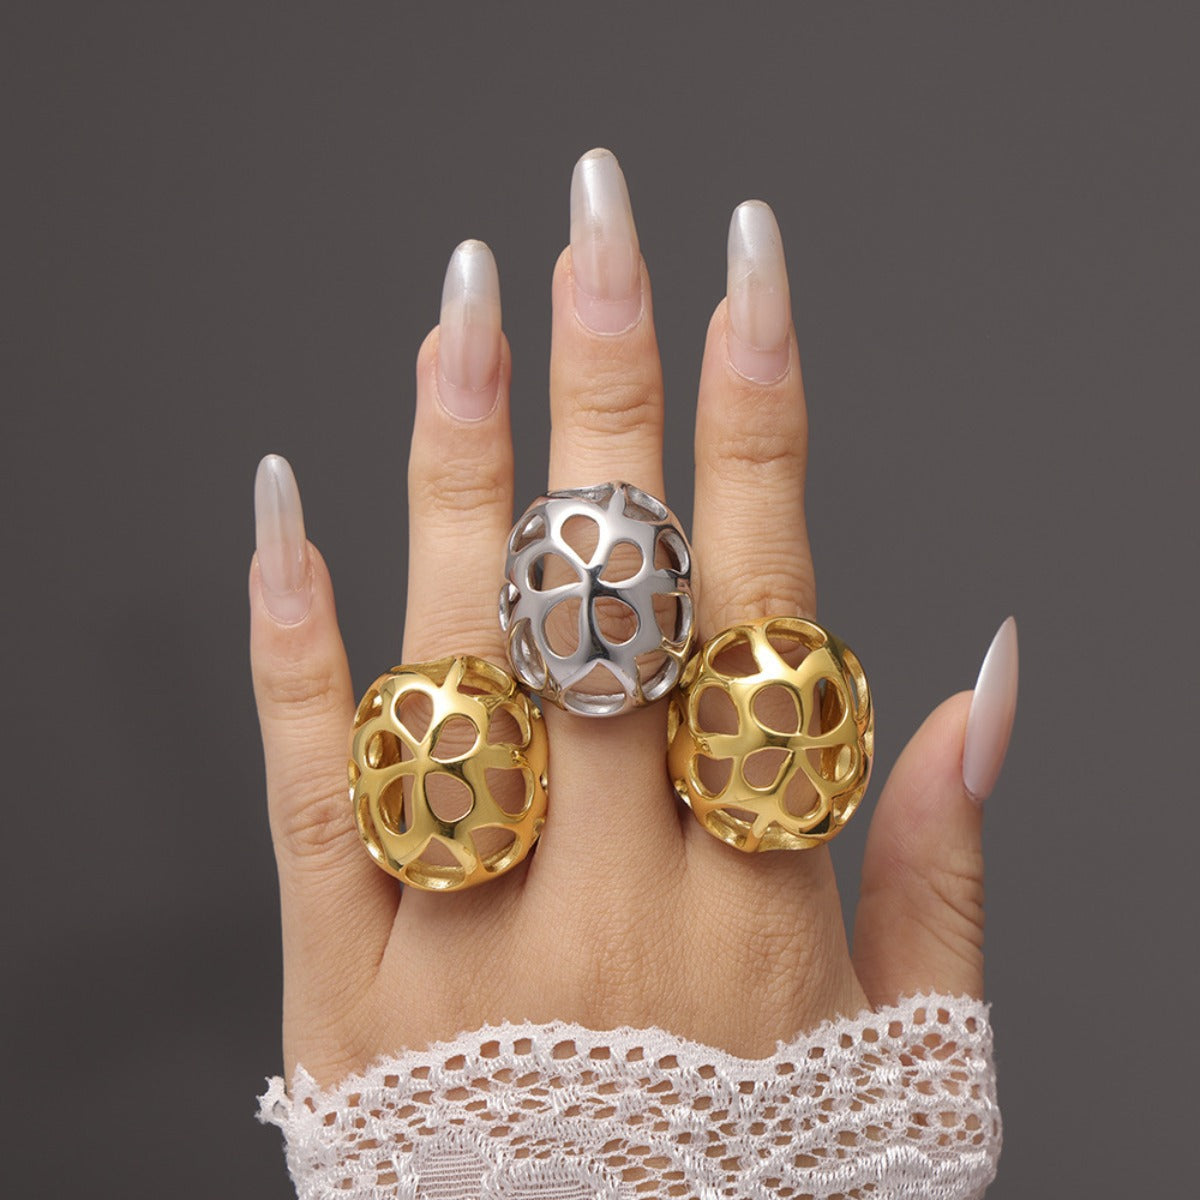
[[548, 148, 665, 495], [534, 148, 680, 865]]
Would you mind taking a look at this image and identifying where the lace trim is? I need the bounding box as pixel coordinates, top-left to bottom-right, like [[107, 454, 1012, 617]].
[[259, 994, 1000, 1199]]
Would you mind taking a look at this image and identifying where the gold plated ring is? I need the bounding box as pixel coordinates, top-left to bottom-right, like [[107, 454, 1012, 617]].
[[349, 655, 548, 891], [667, 617, 872, 851]]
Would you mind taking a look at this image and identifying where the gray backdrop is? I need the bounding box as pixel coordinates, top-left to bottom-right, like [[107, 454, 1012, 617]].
[[4, 4, 1195, 1196]]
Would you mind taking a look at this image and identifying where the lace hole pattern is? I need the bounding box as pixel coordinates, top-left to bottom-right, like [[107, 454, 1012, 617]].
[[260, 995, 1000, 1199]]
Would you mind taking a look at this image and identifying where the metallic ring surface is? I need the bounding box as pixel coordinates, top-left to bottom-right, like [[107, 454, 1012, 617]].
[[349, 655, 548, 891], [667, 616, 873, 851], [500, 481, 694, 717]]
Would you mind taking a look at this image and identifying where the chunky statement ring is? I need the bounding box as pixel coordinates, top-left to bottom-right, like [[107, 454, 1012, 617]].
[[349, 656, 548, 891], [500, 481, 695, 717], [667, 617, 873, 851]]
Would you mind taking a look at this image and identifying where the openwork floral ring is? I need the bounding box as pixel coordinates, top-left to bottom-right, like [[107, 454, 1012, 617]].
[[500, 482, 694, 717], [668, 616, 873, 851], [350, 655, 548, 891]]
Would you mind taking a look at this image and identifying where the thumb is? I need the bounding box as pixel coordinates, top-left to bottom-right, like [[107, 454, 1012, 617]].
[[853, 618, 1018, 1004]]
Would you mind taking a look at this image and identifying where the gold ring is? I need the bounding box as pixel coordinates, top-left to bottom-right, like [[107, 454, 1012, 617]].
[[349, 655, 548, 891], [667, 617, 872, 851]]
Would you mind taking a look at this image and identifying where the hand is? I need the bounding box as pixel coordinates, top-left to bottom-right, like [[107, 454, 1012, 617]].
[[249, 148, 1018, 1089]]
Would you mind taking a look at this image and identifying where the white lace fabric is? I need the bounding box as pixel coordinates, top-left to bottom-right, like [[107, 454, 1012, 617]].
[[259, 994, 1000, 1199]]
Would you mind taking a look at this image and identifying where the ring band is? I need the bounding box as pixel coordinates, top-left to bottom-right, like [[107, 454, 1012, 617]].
[[667, 617, 873, 851], [500, 481, 695, 717], [349, 655, 548, 891]]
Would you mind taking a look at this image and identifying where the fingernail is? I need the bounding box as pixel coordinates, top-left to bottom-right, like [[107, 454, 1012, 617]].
[[726, 200, 791, 383], [437, 239, 502, 420], [963, 616, 1019, 802], [570, 148, 642, 334], [254, 454, 311, 624]]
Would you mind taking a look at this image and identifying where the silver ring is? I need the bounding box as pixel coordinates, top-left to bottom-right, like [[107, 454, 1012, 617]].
[[500, 482, 694, 716]]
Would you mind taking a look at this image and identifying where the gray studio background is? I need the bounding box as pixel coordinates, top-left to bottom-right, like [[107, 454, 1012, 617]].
[[4, 5, 1195, 1197]]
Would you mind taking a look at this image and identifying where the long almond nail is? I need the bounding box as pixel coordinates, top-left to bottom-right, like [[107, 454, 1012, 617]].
[[963, 616, 1019, 801], [727, 200, 791, 383], [437, 240, 502, 420], [254, 454, 311, 624], [570, 148, 642, 334]]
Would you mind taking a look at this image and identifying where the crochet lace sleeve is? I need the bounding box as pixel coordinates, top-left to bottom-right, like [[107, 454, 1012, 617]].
[[258, 994, 1000, 1199]]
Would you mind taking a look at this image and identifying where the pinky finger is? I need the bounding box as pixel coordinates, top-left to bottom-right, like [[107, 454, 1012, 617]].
[[250, 456, 396, 1017]]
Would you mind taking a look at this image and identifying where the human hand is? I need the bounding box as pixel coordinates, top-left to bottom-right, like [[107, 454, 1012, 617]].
[[249, 148, 1018, 1090]]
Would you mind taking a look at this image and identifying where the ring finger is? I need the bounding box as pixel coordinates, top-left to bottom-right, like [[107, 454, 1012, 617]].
[[396, 239, 523, 919], [688, 203, 864, 1018], [403, 239, 513, 667]]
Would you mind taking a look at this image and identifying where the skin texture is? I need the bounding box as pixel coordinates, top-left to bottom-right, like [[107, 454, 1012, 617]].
[[249, 154, 992, 1089]]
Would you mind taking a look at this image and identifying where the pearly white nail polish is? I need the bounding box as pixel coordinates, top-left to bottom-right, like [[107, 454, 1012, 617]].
[[569, 148, 643, 334], [962, 616, 1019, 802], [437, 239, 502, 421], [254, 454, 311, 624], [726, 200, 791, 384]]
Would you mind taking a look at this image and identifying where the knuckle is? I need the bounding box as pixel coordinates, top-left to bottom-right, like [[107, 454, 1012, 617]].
[[703, 563, 818, 629], [405, 609, 506, 662], [256, 656, 345, 717], [590, 603, 639, 647], [702, 423, 805, 475], [858, 848, 986, 986], [563, 371, 663, 440], [273, 778, 355, 863], [690, 886, 846, 1030], [410, 468, 508, 521], [295, 972, 406, 1083], [553, 885, 682, 1024], [912, 907, 985, 987], [918, 855, 987, 955], [607, 610, 640, 645]]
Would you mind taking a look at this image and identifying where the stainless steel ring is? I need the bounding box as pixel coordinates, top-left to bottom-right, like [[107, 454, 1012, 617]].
[[499, 481, 695, 717]]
